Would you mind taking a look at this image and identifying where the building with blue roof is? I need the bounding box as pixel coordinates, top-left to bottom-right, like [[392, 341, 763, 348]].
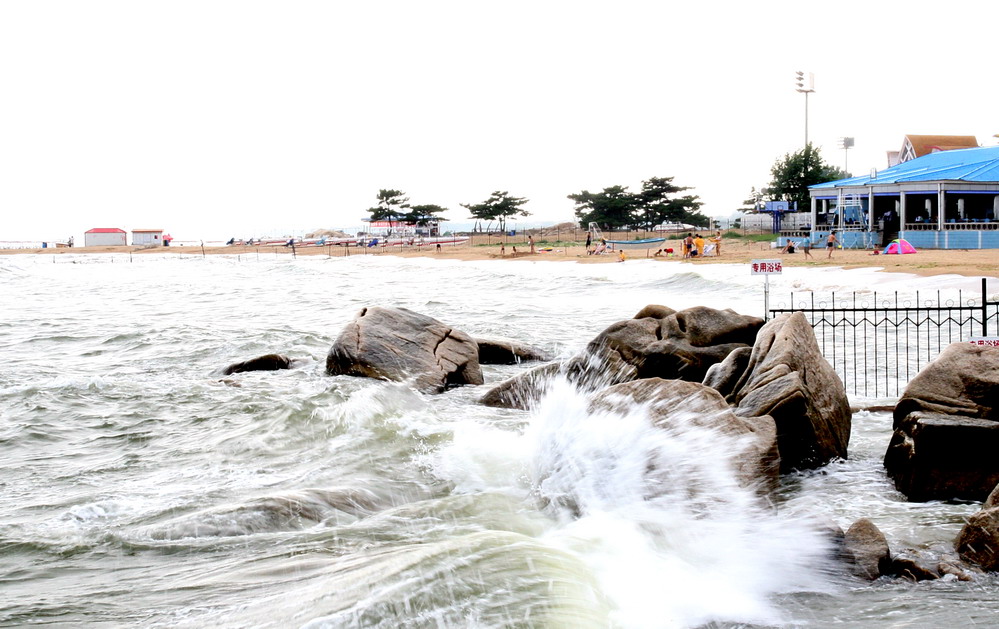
[[805, 145, 999, 249]]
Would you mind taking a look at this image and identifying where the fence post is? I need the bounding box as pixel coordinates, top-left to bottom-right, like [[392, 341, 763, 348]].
[[984, 277, 989, 336]]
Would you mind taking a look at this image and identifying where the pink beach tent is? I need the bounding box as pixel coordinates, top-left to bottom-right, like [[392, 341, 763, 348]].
[[883, 238, 917, 255]]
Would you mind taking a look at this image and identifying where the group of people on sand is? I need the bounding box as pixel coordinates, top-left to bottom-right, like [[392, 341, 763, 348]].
[[779, 231, 840, 259], [585, 232, 609, 256], [680, 232, 722, 259]]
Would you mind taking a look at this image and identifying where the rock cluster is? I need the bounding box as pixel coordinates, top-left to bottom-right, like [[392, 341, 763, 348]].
[[225, 303, 999, 583], [312, 304, 853, 489], [480, 305, 763, 409], [834, 517, 973, 581]]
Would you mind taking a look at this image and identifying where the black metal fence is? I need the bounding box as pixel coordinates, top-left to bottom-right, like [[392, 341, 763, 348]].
[[768, 278, 999, 398]]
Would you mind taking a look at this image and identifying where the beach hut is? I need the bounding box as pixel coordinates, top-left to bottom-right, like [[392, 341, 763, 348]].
[[131, 229, 165, 246], [84, 228, 127, 247]]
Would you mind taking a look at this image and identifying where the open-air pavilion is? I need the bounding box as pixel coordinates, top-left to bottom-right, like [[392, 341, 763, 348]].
[[806, 145, 999, 249]]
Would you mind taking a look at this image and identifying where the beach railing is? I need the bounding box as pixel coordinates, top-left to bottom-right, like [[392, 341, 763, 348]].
[[768, 278, 999, 398]]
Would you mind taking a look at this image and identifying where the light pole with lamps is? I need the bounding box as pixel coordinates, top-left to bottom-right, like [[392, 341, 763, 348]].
[[795, 71, 815, 147], [839, 136, 854, 175]]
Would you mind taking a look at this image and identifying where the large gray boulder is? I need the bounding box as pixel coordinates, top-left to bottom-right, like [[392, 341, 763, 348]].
[[325, 307, 483, 394], [884, 413, 999, 502], [589, 378, 780, 495], [707, 312, 851, 472], [884, 343, 999, 501], [956, 483, 999, 571], [480, 305, 763, 410], [893, 343, 999, 420]]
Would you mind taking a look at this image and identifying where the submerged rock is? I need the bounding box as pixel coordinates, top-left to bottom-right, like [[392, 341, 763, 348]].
[[326, 306, 483, 394], [885, 343, 999, 502], [474, 337, 550, 365], [956, 483, 999, 571], [222, 353, 294, 375], [479, 362, 561, 409], [886, 553, 942, 582], [842, 518, 891, 580]]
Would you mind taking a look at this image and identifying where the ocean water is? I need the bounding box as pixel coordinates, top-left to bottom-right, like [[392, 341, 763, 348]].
[[1, 252, 997, 628]]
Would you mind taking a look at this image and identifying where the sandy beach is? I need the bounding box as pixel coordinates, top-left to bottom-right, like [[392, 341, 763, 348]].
[[4, 236, 999, 280]]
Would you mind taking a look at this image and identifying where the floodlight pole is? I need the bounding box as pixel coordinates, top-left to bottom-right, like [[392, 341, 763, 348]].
[[839, 136, 855, 175], [795, 71, 815, 148]]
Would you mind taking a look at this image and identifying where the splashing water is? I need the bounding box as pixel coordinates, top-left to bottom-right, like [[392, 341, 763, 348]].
[[437, 378, 834, 628]]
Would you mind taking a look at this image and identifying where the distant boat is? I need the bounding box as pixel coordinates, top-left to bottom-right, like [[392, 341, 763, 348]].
[[652, 222, 700, 233], [587, 221, 668, 250]]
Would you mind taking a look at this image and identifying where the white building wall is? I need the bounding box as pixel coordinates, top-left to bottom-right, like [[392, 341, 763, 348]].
[[739, 213, 812, 231], [132, 231, 163, 245], [84, 232, 127, 246]]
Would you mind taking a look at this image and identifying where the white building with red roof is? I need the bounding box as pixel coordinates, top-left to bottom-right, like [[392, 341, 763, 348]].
[[84, 228, 127, 247]]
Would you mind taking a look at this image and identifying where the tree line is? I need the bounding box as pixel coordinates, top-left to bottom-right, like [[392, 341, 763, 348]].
[[365, 176, 709, 232]]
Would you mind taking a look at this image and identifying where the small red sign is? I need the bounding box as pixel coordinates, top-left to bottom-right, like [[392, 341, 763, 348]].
[[750, 259, 783, 275]]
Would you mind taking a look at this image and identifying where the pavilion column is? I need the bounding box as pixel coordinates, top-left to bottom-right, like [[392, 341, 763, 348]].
[[868, 189, 874, 230], [899, 191, 907, 229], [837, 190, 844, 232], [938, 186, 946, 229], [810, 197, 817, 234]]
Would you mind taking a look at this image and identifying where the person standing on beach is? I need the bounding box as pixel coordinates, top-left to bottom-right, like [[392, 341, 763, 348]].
[[694, 234, 705, 257], [529, 235, 535, 254], [585, 231, 592, 254], [826, 232, 840, 258], [711, 230, 722, 255], [802, 237, 813, 258]]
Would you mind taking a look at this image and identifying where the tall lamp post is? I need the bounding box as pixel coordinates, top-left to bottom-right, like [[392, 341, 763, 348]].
[[795, 71, 815, 147], [839, 136, 854, 175]]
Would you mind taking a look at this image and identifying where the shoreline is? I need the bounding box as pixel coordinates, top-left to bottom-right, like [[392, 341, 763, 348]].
[[3, 238, 999, 280]]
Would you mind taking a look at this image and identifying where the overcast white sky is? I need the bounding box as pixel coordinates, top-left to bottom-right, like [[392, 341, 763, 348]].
[[3, 1, 998, 243]]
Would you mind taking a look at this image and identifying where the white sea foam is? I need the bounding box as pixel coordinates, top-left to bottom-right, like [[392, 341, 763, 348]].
[[434, 378, 833, 628]]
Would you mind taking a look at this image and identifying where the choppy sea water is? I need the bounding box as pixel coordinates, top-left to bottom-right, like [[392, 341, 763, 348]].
[[1, 252, 997, 628]]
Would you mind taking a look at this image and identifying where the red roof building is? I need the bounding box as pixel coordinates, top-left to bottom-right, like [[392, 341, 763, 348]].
[[84, 228, 127, 247]]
